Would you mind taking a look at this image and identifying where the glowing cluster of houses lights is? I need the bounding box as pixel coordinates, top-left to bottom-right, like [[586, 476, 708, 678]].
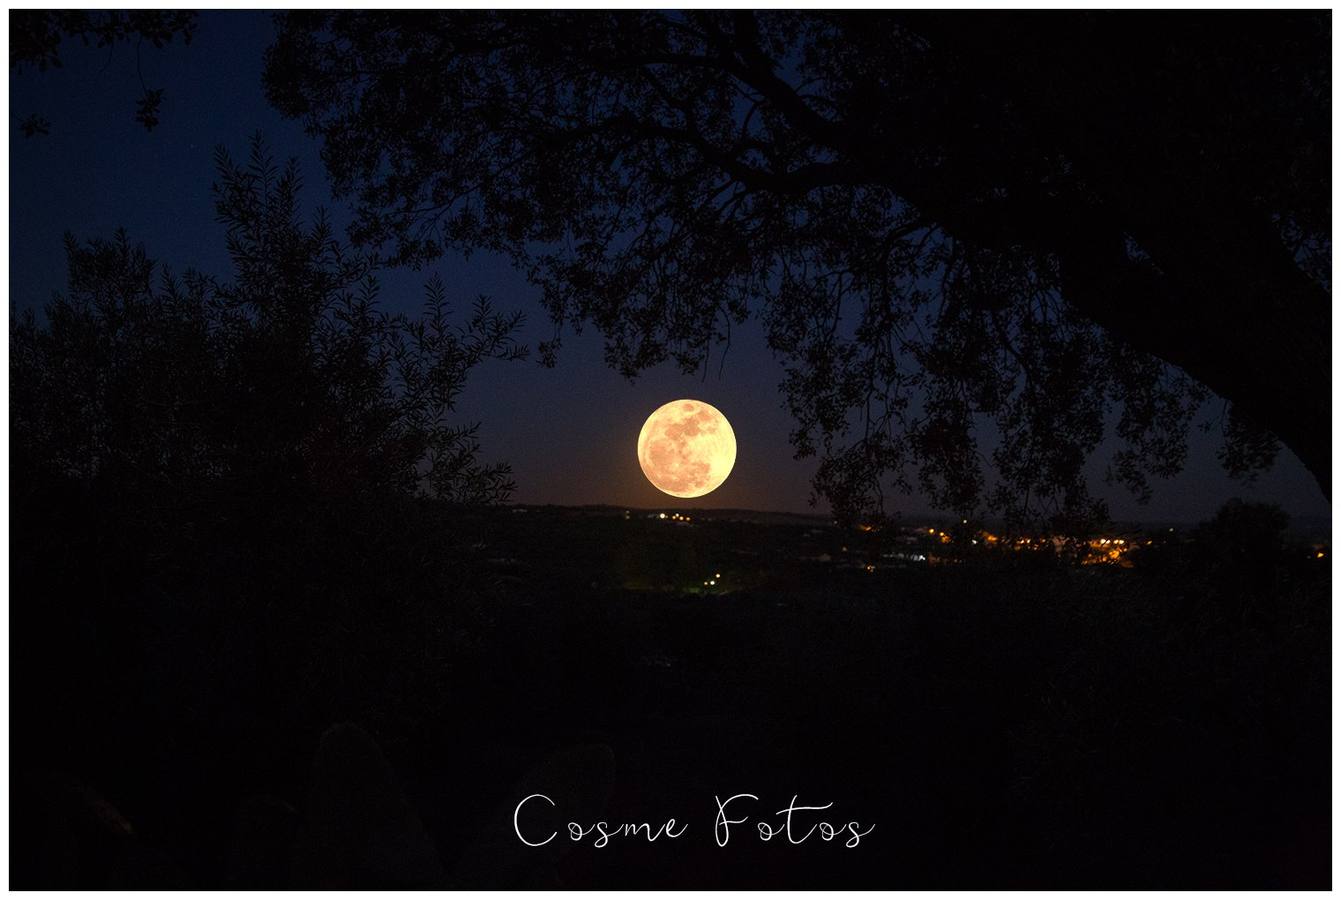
[[1083, 537, 1133, 566], [914, 526, 1151, 567]]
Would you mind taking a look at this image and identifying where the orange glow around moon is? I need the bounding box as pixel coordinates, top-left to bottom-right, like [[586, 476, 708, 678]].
[[637, 399, 737, 499]]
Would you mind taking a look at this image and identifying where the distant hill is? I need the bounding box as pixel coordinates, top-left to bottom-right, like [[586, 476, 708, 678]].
[[504, 503, 835, 527], [503, 503, 1331, 539]]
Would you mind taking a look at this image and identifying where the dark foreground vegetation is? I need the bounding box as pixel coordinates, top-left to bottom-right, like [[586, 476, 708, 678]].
[[11, 501, 1330, 888]]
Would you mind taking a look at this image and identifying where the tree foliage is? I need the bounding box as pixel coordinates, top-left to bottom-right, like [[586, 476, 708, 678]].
[[11, 140, 526, 795], [12, 138, 524, 513], [265, 11, 1329, 526]]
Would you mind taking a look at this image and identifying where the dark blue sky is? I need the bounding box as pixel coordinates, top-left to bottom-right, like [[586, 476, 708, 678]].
[[9, 11, 1330, 523]]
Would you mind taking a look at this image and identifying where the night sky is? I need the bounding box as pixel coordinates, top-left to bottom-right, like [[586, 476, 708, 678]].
[[9, 11, 1330, 523]]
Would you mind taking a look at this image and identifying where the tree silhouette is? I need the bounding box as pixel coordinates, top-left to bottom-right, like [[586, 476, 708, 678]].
[[11, 136, 526, 732], [264, 11, 1329, 525], [12, 138, 524, 511], [10, 141, 527, 847]]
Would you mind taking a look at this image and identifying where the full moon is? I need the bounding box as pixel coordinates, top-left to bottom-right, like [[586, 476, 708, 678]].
[[637, 399, 737, 499]]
